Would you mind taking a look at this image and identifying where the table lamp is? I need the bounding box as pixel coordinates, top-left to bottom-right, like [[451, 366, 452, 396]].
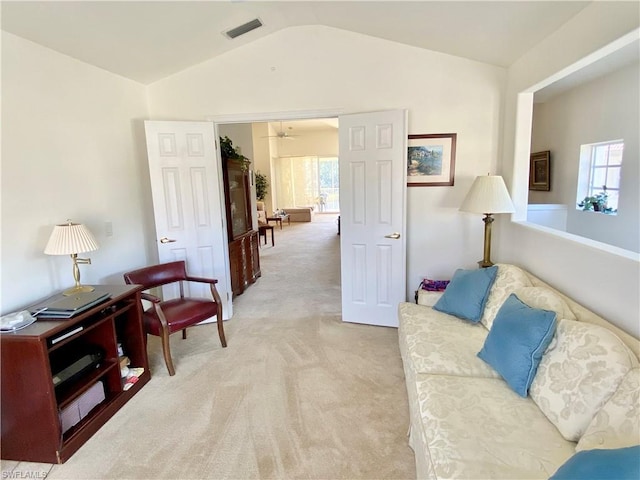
[[44, 220, 99, 296], [460, 175, 515, 268]]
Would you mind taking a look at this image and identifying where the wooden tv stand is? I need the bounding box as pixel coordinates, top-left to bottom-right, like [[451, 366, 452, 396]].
[[0, 285, 150, 464]]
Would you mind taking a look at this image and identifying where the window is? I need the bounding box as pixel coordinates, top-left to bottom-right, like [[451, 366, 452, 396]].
[[318, 157, 339, 212], [576, 140, 623, 214], [274, 156, 340, 212]]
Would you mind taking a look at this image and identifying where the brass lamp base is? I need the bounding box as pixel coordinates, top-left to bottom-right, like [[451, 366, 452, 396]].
[[477, 213, 495, 269], [63, 285, 96, 296], [62, 253, 94, 296]]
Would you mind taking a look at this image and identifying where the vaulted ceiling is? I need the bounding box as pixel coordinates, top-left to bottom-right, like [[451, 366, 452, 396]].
[[1, 1, 590, 84]]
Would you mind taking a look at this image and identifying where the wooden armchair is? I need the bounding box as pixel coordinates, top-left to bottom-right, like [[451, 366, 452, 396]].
[[123, 261, 226, 376]]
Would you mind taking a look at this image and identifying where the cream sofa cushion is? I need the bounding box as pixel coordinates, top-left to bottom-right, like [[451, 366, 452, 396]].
[[576, 367, 640, 451], [530, 319, 638, 442], [480, 264, 533, 330], [414, 374, 575, 479], [514, 286, 577, 322], [398, 302, 499, 378], [416, 290, 443, 307]]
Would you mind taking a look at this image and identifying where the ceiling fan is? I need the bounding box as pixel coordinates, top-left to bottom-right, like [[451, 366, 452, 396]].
[[264, 121, 298, 140]]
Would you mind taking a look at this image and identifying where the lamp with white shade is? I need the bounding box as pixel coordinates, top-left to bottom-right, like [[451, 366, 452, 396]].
[[44, 220, 99, 296], [460, 175, 515, 268]]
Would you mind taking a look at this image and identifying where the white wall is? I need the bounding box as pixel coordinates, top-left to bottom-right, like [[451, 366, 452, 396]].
[[147, 25, 506, 295], [530, 63, 639, 252], [1, 32, 154, 314], [250, 123, 274, 215], [499, 3, 640, 336], [276, 129, 338, 158], [527, 204, 567, 231]]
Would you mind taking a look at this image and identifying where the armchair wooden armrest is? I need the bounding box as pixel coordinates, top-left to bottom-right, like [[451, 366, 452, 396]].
[[184, 276, 218, 285], [184, 276, 223, 305], [140, 292, 161, 303]]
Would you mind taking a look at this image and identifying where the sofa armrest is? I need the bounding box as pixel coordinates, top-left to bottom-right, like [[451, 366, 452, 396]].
[[416, 290, 443, 307]]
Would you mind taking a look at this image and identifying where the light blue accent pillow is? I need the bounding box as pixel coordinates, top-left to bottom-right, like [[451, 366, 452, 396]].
[[550, 446, 640, 480], [477, 293, 557, 397], [433, 266, 498, 323]]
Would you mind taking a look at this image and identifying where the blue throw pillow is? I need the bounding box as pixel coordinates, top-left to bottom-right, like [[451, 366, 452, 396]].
[[477, 293, 557, 397], [433, 266, 498, 322], [550, 446, 640, 480]]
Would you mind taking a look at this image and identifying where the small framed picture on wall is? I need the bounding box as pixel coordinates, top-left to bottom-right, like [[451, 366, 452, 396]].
[[407, 133, 457, 187], [529, 150, 550, 191]]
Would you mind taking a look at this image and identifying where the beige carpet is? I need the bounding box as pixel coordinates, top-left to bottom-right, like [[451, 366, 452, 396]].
[[3, 214, 416, 480]]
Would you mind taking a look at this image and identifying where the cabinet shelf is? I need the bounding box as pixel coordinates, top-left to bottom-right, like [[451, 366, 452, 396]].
[[1, 285, 150, 464], [56, 359, 119, 410], [48, 314, 112, 352], [61, 395, 114, 442]]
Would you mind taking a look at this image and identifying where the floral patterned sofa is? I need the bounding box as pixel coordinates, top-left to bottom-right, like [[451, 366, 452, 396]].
[[398, 264, 640, 479]]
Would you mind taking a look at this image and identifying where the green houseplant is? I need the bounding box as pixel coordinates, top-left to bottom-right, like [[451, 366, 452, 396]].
[[577, 186, 614, 213], [219, 136, 251, 171], [255, 171, 269, 202]]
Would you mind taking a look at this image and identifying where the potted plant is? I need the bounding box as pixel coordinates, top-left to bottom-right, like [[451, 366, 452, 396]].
[[255, 171, 269, 201], [219, 136, 251, 171], [577, 186, 614, 213]]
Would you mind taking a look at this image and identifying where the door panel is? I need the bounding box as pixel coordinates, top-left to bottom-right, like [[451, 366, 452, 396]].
[[339, 110, 407, 327], [144, 121, 231, 319]]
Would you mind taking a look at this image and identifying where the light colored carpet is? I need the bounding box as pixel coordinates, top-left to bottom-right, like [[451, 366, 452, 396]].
[[4, 214, 416, 480]]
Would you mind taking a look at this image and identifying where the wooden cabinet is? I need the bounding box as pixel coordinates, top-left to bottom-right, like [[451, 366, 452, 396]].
[[222, 157, 261, 296], [0, 285, 149, 464], [229, 231, 261, 296]]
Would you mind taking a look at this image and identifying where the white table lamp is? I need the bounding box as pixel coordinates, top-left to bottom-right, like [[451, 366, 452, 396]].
[[44, 220, 99, 296], [460, 175, 515, 268]]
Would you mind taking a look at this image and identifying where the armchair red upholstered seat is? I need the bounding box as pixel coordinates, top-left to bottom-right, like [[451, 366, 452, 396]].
[[123, 261, 226, 376]]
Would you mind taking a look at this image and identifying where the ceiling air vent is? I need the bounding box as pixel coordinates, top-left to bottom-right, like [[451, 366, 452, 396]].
[[225, 18, 263, 39]]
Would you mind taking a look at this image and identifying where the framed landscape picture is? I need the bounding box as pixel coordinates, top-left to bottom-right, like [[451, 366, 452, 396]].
[[407, 133, 457, 186], [529, 150, 550, 191]]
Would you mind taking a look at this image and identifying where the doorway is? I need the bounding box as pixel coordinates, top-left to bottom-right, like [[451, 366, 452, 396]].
[[212, 109, 407, 327], [216, 115, 341, 302]]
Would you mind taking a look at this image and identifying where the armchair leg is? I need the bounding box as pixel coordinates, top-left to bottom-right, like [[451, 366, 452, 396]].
[[210, 286, 227, 348], [160, 331, 176, 376], [217, 315, 227, 348], [182, 329, 187, 340]]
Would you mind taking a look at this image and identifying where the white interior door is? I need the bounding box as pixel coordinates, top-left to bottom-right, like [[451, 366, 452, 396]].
[[144, 121, 232, 320], [339, 110, 407, 327]]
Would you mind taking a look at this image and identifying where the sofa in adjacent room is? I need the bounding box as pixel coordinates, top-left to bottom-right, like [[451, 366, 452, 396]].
[[283, 206, 314, 222], [399, 263, 640, 479]]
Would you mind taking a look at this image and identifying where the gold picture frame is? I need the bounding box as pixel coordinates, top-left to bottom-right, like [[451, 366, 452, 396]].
[[529, 150, 550, 191]]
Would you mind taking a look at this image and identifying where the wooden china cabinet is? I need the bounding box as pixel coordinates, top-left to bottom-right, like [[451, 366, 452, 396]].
[[222, 157, 261, 297]]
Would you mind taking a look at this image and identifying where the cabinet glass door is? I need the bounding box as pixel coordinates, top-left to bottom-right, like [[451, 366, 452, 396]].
[[227, 163, 250, 238]]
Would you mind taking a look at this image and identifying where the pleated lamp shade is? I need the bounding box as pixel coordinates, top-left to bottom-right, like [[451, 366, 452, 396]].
[[44, 222, 99, 255], [460, 175, 515, 215]]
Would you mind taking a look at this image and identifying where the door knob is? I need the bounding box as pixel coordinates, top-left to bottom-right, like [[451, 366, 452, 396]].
[[160, 237, 177, 243], [384, 232, 401, 239]]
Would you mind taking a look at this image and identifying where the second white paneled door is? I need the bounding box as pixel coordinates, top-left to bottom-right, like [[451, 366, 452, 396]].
[[339, 110, 407, 327]]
